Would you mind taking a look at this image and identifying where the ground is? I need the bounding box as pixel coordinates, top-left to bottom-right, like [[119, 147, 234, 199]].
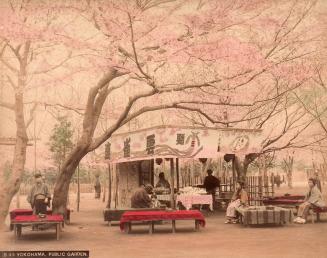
[[1, 184, 327, 258]]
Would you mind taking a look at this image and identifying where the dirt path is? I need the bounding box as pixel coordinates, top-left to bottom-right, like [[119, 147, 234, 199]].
[[1, 186, 327, 258]]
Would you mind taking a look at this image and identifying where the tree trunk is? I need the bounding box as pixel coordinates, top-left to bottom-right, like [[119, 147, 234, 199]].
[[52, 69, 124, 214], [52, 146, 87, 214], [0, 93, 28, 230], [231, 153, 258, 181], [282, 155, 294, 189], [287, 169, 293, 188]]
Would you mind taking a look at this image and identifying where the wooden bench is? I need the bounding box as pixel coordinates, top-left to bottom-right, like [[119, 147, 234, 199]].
[[10, 208, 71, 228], [309, 206, 327, 223], [263, 195, 305, 205], [103, 208, 165, 226], [11, 215, 64, 240], [120, 210, 205, 234], [215, 191, 234, 209], [262, 195, 327, 223], [236, 206, 293, 226]]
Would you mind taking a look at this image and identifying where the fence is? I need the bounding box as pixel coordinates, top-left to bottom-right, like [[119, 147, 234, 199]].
[[19, 183, 94, 195], [218, 175, 275, 206]]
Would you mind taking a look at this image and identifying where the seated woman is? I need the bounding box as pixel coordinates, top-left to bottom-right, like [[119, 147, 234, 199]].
[[225, 181, 248, 224], [155, 172, 171, 190], [294, 178, 325, 224]]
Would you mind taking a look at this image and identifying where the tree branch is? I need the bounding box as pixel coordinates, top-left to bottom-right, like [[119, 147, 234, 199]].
[[0, 101, 15, 110]]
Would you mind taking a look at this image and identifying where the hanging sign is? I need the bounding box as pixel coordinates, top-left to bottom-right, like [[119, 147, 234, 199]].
[[105, 125, 263, 163]]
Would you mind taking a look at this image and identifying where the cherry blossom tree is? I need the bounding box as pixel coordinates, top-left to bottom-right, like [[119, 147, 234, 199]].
[[0, 0, 325, 222], [49, 0, 326, 213], [0, 0, 83, 228]]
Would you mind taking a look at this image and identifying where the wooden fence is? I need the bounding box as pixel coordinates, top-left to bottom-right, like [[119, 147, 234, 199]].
[[219, 175, 275, 206], [19, 183, 94, 195]]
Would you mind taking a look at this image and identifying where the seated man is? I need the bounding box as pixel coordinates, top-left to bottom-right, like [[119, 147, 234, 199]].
[[27, 173, 51, 215], [155, 172, 170, 190], [131, 184, 153, 208], [294, 178, 325, 224]]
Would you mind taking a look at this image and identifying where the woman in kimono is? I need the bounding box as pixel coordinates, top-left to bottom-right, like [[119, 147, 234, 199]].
[[294, 178, 325, 224], [27, 173, 51, 215], [225, 181, 249, 224]]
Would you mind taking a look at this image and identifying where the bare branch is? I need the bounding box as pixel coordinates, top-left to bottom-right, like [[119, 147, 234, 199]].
[[0, 101, 15, 110], [32, 52, 73, 75], [127, 12, 151, 80]]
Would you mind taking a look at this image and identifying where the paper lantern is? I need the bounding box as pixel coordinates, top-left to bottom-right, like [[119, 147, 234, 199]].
[[224, 154, 235, 162], [155, 158, 163, 165], [199, 158, 207, 164]]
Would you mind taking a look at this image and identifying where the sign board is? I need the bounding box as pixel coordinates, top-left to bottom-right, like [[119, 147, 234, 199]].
[[106, 125, 263, 163]]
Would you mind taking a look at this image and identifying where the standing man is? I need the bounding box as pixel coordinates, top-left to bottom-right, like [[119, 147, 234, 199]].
[[275, 174, 282, 188], [203, 169, 220, 209], [27, 173, 51, 215], [94, 175, 101, 199], [203, 169, 220, 194]]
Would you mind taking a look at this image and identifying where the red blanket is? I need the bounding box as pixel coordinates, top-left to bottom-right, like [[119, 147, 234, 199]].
[[313, 206, 327, 212], [120, 210, 205, 231], [263, 199, 304, 205], [10, 209, 52, 220], [10, 209, 71, 220], [12, 215, 64, 223]]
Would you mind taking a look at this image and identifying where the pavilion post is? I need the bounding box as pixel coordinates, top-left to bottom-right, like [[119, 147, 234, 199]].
[[107, 163, 112, 209], [170, 158, 175, 209], [114, 164, 119, 208], [232, 157, 236, 191], [151, 159, 154, 186], [176, 158, 180, 192]]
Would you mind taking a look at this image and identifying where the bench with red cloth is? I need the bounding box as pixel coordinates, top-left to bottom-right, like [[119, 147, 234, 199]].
[[120, 210, 205, 234], [10, 208, 71, 228], [262, 195, 327, 223], [310, 206, 327, 223], [103, 208, 165, 226], [11, 214, 64, 240], [262, 195, 305, 207]]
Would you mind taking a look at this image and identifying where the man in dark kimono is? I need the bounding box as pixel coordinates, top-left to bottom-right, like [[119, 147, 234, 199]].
[[203, 169, 220, 209], [131, 184, 153, 208], [203, 169, 220, 194], [27, 173, 51, 215]]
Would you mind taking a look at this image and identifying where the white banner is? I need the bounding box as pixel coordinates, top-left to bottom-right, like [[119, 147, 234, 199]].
[[105, 126, 263, 163]]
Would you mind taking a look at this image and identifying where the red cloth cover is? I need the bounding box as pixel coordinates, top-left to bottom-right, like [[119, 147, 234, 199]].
[[10, 209, 52, 220], [263, 195, 305, 206], [120, 210, 205, 231], [313, 206, 327, 212], [10, 208, 71, 220], [272, 195, 305, 200], [263, 199, 304, 205], [12, 215, 64, 223]]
